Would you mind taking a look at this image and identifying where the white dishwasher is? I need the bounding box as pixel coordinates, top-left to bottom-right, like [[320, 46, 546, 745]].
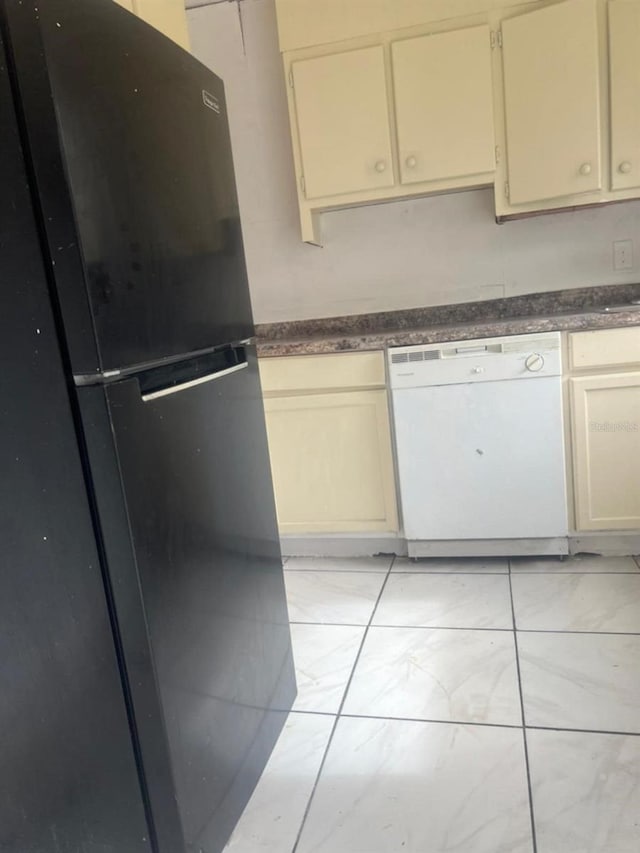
[[389, 332, 568, 557]]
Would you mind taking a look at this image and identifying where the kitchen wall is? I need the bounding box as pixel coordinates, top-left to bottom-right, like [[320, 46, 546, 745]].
[[186, 0, 640, 325]]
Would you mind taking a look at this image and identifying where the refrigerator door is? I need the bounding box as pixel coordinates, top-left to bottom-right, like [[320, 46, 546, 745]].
[[77, 346, 295, 853], [4, 0, 253, 375], [0, 38, 152, 852]]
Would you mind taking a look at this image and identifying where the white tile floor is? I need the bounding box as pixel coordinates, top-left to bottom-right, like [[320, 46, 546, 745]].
[[225, 554, 640, 853]]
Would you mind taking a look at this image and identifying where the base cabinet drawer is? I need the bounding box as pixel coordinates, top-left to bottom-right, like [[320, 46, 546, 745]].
[[570, 372, 640, 530], [263, 389, 398, 534], [570, 327, 640, 371]]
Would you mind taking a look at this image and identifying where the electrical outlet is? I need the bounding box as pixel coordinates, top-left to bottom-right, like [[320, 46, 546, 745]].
[[613, 239, 633, 270]]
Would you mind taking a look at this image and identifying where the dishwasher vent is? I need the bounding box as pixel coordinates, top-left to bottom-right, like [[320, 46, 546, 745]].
[[391, 349, 441, 364]]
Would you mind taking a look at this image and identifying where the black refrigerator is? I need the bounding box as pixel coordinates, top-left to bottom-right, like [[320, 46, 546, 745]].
[[0, 1, 295, 851]]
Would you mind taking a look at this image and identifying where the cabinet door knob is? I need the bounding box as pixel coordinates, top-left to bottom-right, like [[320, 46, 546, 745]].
[[375, 159, 387, 173], [619, 160, 632, 174], [579, 162, 592, 176], [405, 155, 417, 169]]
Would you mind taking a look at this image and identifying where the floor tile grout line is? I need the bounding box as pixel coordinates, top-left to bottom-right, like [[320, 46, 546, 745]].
[[517, 628, 640, 637], [284, 569, 389, 573], [290, 620, 640, 637], [290, 554, 396, 853], [372, 624, 514, 632], [284, 569, 391, 577], [285, 569, 507, 574], [510, 570, 640, 575], [289, 621, 514, 631], [286, 709, 337, 718], [338, 712, 522, 729], [508, 558, 538, 853], [285, 568, 640, 575], [389, 570, 509, 576], [287, 709, 640, 737], [288, 620, 373, 628], [526, 723, 640, 737]]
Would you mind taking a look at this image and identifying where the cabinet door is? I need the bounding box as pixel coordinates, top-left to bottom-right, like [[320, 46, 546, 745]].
[[609, 0, 640, 190], [133, 0, 190, 49], [264, 390, 398, 533], [502, 0, 602, 205], [291, 46, 394, 199], [571, 373, 640, 530], [392, 25, 495, 185]]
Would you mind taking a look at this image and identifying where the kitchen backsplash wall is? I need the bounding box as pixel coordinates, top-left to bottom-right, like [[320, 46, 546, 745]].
[[187, 0, 640, 325]]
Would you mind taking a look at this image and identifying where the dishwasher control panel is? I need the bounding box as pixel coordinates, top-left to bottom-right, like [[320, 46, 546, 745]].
[[388, 332, 562, 389]]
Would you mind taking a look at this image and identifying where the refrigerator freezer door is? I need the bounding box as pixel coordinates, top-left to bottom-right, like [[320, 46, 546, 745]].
[[5, 0, 254, 374], [78, 346, 295, 852], [0, 39, 152, 852]]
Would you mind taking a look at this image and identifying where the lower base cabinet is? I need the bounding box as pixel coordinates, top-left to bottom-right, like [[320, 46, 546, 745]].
[[570, 371, 640, 530], [569, 328, 640, 531], [260, 352, 398, 534]]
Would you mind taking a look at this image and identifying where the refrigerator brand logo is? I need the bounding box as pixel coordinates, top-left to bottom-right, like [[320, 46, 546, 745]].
[[202, 90, 220, 114]]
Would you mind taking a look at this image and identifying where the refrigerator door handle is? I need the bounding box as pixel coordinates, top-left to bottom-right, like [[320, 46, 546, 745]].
[[141, 360, 248, 402]]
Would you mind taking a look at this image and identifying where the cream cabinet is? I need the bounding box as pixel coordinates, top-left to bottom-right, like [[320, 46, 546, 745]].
[[113, 0, 190, 50], [391, 25, 495, 185], [285, 19, 498, 242], [260, 352, 398, 534], [278, 0, 640, 237], [571, 373, 640, 529], [609, 0, 640, 191], [291, 46, 394, 199], [500, 0, 602, 206], [275, 0, 538, 53], [493, 0, 640, 217], [569, 328, 640, 531]]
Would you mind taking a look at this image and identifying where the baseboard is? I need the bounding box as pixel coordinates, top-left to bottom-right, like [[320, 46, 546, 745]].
[[407, 538, 569, 558], [279, 534, 407, 558], [569, 532, 640, 556], [279, 532, 639, 559]]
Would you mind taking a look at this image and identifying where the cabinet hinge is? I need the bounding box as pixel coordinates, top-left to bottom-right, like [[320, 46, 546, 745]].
[[300, 175, 306, 194], [288, 69, 294, 88], [504, 181, 510, 200], [490, 30, 503, 49], [495, 146, 501, 165]]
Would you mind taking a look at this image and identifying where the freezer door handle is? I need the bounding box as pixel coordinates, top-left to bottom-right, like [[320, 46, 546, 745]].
[[141, 361, 248, 402], [137, 345, 249, 402]]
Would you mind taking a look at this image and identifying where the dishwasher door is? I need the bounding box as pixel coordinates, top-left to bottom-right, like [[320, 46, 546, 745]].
[[393, 376, 568, 541]]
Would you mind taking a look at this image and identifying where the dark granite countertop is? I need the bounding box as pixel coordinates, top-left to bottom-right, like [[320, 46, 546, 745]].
[[256, 283, 640, 357]]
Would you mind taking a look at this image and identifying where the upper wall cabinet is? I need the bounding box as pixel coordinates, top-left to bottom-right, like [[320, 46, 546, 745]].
[[501, 0, 602, 205], [113, 0, 190, 50], [292, 47, 394, 199], [285, 19, 497, 243], [275, 0, 540, 51], [609, 0, 640, 191], [276, 0, 640, 240], [492, 0, 640, 218], [392, 26, 495, 186]]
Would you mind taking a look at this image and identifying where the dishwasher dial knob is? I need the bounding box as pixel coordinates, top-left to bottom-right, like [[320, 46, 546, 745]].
[[525, 353, 545, 372]]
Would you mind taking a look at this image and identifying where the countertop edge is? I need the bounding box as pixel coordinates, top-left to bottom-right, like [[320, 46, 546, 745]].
[[256, 310, 640, 358]]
